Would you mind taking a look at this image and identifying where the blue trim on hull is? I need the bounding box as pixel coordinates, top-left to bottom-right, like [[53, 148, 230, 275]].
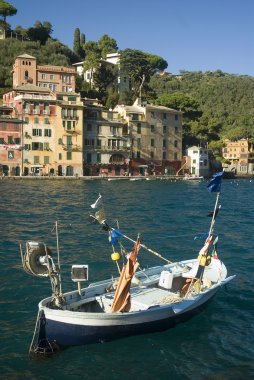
[[44, 297, 214, 347]]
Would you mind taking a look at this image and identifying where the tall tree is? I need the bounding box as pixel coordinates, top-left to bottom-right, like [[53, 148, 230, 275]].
[[0, 0, 17, 24], [27, 20, 53, 45], [120, 49, 167, 98], [83, 41, 101, 89], [73, 27, 84, 58], [98, 34, 118, 58]]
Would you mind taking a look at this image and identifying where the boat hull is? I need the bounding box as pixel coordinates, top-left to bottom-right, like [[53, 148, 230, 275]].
[[41, 286, 220, 347]]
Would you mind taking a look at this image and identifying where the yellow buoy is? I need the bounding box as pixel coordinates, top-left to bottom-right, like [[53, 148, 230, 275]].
[[111, 252, 120, 261]]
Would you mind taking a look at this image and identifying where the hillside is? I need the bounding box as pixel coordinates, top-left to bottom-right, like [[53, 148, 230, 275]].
[[149, 70, 254, 147]]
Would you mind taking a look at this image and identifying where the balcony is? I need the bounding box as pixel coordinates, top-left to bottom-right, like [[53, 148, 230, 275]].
[[94, 144, 130, 153], [64, 128, 81, 135], [62, 144, 82, 152], [62, 115, 79, 120]]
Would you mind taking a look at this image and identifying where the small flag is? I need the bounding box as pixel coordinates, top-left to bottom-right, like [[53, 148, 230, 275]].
[[90, 194, 102, 209], [207, 172, 224, 193], [109, 229, 123, 245]]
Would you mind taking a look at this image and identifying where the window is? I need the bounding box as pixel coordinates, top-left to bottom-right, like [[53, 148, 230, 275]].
[[174, 152, 178, 160], [150, 151, 154, 159], [44, 142, 49, 150], [67, 121, 72, 130], [32, 129, 42, 136], [44, 118, 49, 124], [42, 74, 46, 79], [59, 153, 62, 160], [73, 109, 77, 117], [24, 70, 28, 80], [151, 139, 155, 147], [14, 138, 20, 144], [34, 117, 39, 124], [97, 153, 101, 163], [174, 140, 178, 148], [25, 117, 29, 124], [175, 114, 178, 120], [50, 74, 54, 80], [8, 151, 14, 159], [137, 123, 141, 134], [97, 125, 101, 134], [67, 136, 72, 146], [44, 156, 49, 164], [68, 96, 76, 102], [137, 151, 141, 159], [44, 129, 51, 137], [87, 153, 92, 163], [14, 124, 19, 130], [62, 120, 66, 128], [87, 124, 92, 131], [32, 142, 43, 150], [163, 151, 166, 159], [137, 138, 141, 149], [163, 139, 166, 148], [34, 156, 40, 164], [163, 126, 167, 134], [8, 136, 13, 144], [67, 151, 72, 160], [2, 122, 6, 130], [0, 138, 4, 144], [175, 127, 178, 133], [151, 125, 155, 132], [132, 113, 138, 121], [67, 108, 71, 117], [163, 113, 167, 119], [24, 144, 31, 150], [97, 139, 101, 148]]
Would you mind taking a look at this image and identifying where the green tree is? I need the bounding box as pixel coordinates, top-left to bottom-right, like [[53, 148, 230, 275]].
[[27, 21, 53, 45], [73, 28, 84, 58], [120, 49, 167, 98], [0, 0, 17, 24], [98, 34, 118, 58], [83, 41, 101, 89]]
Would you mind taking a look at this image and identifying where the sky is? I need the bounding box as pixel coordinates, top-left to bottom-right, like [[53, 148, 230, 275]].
[[6, 0, 254, 76]]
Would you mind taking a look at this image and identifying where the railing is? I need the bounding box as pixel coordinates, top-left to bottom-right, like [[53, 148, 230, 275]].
[[94, 145, 130, 152], [62, 115, 79, 120], [62, 144, 82, 152], [64, 129, 81, 134]]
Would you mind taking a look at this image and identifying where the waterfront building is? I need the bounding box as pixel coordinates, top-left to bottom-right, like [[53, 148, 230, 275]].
[[13, 54, 76, 92], [83, 98, 130, 176], [222, 138, 250, 174], [3, 85, 57, 175], [187, 146, 210, 177], [114, 98, 183, 175], [0, 105, 23, 176], [55, 92, 83, 176]]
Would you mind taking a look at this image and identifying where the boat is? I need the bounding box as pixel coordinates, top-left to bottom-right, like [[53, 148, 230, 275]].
[[182, 174, 204, 181], [20, 171, 235, 355]]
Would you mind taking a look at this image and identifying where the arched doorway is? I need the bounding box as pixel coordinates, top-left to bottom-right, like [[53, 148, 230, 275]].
[[3, 165, 9, 176], [49, 168, 54, 176], [15, 166, 20, 176], [24, 167, 29, 176], [58, 165, 63, 176], [66, 166, 73, 176]]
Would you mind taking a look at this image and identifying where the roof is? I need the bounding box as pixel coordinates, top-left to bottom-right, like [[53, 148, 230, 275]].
[[14, 84, 51, 93], [17, 54, 36, 59]]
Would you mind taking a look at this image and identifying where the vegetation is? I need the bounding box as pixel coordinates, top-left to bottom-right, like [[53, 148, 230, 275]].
[[0, 0, 17, 24], [149, 70, 254, 148]]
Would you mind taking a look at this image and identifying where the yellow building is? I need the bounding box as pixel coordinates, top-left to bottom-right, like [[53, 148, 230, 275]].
[[222, 138, 249, 164], [55, 93, 83, 176], [115, 98, 183, 175]]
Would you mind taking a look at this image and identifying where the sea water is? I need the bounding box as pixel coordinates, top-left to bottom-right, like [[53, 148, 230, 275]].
[[0, 178, 253, 380]]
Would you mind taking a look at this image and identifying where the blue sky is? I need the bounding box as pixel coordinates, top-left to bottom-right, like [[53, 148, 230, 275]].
[[7, 0, 254, 76]]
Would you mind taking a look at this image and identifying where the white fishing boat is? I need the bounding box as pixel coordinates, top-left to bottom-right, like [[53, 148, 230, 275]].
[[20, 172, 235, 355]]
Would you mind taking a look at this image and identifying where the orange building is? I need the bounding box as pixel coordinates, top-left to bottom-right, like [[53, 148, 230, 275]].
[[222, 138, 250, 164], [13, 54, 76, 93]]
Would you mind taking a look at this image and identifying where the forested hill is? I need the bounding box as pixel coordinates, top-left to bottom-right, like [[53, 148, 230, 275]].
[[0, 38, 79, 91], [149, 70, 254, 147]]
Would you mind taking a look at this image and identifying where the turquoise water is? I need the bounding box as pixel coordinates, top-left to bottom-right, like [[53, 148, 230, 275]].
[[0, 178, 253, 379]]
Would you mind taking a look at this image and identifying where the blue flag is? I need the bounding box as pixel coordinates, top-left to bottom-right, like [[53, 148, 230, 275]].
[[207, 171, 224, 193], [109, 230, 123, 245]]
